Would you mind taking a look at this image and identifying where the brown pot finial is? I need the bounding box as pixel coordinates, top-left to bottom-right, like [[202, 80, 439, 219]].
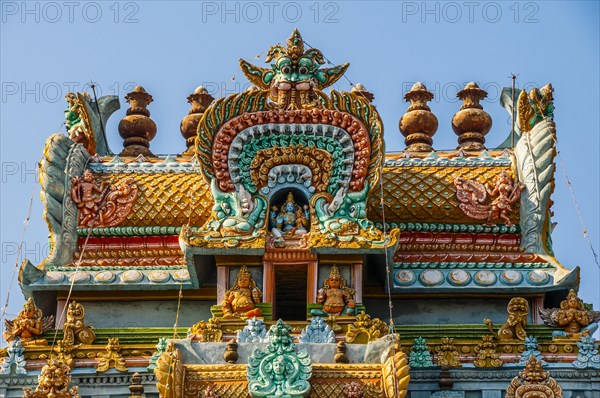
[[399, 82, 438, 152], [451, 82, 492, 151], [118, 85, 157, 157], [180, 86, 214, 156]]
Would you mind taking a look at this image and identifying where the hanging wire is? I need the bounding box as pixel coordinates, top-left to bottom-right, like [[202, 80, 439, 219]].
[[555, 147, 600, 310], [0, 120, 65, 327], [218, 40, 285, 98], [302, 38, 400, 394], [172, 281, 184, 339], [0, 166, 38, 324]]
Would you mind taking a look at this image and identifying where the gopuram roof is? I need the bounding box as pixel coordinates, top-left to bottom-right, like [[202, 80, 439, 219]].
[[2, 28, 598, 398], [20, 30, 573, 296]]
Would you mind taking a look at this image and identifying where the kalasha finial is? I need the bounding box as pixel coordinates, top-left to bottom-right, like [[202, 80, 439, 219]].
[[451, 82, 492, 151], [351, 83, 374, 102], [399, 82, 438, 152], [118, 85, 157, 157], [128, 372, 145, 398], [180, 86, 214, 156]]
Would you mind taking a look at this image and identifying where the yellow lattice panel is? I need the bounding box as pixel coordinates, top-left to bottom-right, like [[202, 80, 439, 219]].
[[97, 173, 213, 227], [368, 166, 519, 223]]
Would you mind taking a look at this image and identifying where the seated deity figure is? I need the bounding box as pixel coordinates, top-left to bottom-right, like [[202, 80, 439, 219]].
[[540, 289, 600, 339], [270, 192, 309, 238], [3, 298, 52, 346], [311, 266, 356, 317], [221, 265, 263, 319]]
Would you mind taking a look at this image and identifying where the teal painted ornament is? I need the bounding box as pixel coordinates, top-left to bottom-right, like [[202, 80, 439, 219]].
[[572, 335, 600, 369], [237, 317, 269, 343], [518, 336, 546, 366], [409, 337, 433, 368], [298, 317, 335, 344], [247, 319, 312, 398], [0, 338, 27, 376], [147, 337, 168, 371]]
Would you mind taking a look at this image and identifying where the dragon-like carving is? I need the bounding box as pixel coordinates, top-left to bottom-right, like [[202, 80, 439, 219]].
[[240, 29, 348, 110], [517, 84, 554, 133], [515, 85, 557, 254], [381, 341, 410, 398], [310, 184, 398, 250], [180, 179, 267, 249]]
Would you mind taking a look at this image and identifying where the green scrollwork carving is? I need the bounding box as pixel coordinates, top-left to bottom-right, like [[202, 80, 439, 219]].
[[247, 319, 312, 398]]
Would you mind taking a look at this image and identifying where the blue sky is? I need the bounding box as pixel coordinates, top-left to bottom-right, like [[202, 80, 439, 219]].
[[1, 1, 598, 329]]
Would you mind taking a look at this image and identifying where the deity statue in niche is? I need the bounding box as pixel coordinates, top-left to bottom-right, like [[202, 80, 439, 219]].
[[311, 266, 356, 317], [221, 265, 263, 318], [270, 192, 310, 240]]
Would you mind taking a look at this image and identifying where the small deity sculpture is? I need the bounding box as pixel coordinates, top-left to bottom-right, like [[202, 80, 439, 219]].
[[71, 169, 107, 227], [3, 298, 54, 346], [484, 297, 529, 341], [539, 289, 600, 339], [221, 265, 263, 319], [311, 266, 356, 317], [270, 192, 309, 238], [454, 171, 524, 226], [63, 301, 96, 345]]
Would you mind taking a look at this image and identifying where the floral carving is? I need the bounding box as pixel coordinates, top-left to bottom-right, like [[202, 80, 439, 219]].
[[298, 317, 335, 343], [473, 335, 502, 368], [96, 337, 127, 373], [435, 337, 461, 368], [189, 318, 223, 342], [0, 338, 26, 375], [345, 312, 389, 344]]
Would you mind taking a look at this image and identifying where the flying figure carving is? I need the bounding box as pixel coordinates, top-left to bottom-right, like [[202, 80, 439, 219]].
[[454, 171, 524, 226]]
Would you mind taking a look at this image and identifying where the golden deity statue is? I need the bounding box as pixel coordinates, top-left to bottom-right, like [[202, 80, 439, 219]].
[[540, 289, 600, 339], [3, 298, 53, 346], [311, 266, 356, 317], [221, 265, 263, 318]]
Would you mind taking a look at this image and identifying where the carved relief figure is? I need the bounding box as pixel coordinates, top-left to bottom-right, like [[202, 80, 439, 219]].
[[3, 298, 54, 346], [270, 192, 309, 239], [539, 289, 600, 339], [311, 266, 356, 317], [221, 265, 263, 318], [71, 170, 138, 228], [454, 171, 524, 226]]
